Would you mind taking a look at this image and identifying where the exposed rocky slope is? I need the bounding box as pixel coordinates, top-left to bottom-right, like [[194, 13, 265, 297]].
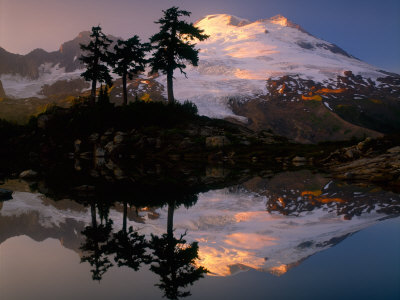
[[231, 71, 400, 138]]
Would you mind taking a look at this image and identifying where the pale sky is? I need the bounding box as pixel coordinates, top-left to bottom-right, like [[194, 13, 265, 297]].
[[1, 0, 399, 73]]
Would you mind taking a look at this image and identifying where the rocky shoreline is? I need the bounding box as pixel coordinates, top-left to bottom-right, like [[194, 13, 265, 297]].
[[320, 136, 400, 189], [2, 101, 399, 193]]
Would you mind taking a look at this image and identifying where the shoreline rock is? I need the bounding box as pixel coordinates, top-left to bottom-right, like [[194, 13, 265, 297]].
[[321, 137, 400, 187]]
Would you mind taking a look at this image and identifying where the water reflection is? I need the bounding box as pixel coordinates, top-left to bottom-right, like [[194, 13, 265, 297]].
[[76, 192, 207, 298], [80, 200, 114, 281], [1, 163, 399, 299]]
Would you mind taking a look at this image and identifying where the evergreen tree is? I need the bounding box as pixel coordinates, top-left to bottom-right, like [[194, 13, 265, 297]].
[[80, 26, 113, 105], [149, 7, 209, 103], [112, 36, 148, 106]]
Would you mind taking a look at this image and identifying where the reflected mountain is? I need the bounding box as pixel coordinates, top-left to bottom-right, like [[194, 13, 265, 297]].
[[1, 164, 399, 298]]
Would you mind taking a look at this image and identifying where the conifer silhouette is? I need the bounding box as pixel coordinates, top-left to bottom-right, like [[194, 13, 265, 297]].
[[80, 201, 113, 281], [80, 26, 113, 105], [149, 7, 209, 103], [148, 195, 207, 299], [111, 37, 148, 106]]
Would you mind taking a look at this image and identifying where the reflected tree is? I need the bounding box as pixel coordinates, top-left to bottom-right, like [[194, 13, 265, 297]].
[[148, 195, 208, 299], [80, 200, 113, 281], [110, 200, 150, 270]]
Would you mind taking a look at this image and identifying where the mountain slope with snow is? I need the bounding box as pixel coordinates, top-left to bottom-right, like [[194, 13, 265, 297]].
[[0, 14, 399, 141], [154, 14, 397, 118]]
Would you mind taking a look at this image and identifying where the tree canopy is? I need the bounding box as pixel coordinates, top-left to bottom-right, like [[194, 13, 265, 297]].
[[80, 26, 113, 105], [149, 7, 209, 103], [111, 36, 148, 105]]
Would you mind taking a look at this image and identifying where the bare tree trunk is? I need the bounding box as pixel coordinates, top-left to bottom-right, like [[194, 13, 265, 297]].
[[90, 79, 97, 105], [167, 201, 175, 239], [167, 70, 174, 104], [91, 201, 97, 228], [123, 201, 127, 233], [122, 73, 127, 106], [90, 58, 99, 105]]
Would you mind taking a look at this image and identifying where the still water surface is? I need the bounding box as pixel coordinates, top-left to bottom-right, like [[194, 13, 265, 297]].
[[1, 168, 399, 300]]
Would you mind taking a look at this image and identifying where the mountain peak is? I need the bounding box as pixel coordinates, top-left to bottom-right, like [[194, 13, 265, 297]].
[[77, 31, 91, 39], [197, 13, 309, 35], [253, 14, 309, 34], [269, 14, 290, 26], [196, 14, 251, 27]]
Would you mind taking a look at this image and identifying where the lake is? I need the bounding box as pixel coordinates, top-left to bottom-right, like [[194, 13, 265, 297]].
[[1, 164, 399, 300]]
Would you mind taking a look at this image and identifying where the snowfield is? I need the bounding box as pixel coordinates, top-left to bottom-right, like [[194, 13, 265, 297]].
[[154, 14, 385, 118], [1, 14, 389, 119], [0, 63, 84, 99]]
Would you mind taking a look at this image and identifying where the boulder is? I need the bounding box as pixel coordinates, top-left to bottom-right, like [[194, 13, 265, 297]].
[[344, 149, 354, 159], [94, 146, 105, 157], [74, 139, 82, 153], [105, 141, 116, 153], [155, 138, 162, 149], [114, 132, 127, 144], [356, 137, 372, 151], [200, 127, 214, 137], [19, 169, 38, 179], [206, 136, 231, 148], [168, 154, 181, 161], [179, 137, 194, 150], [37, 114, 52, 129], [206, 167, 226, 178], [104, 128, 114, 136], [100, 134, 111, 144], [89, 133, 100, 143], [0, 188, 12, 201], [114, 168, 126, 180], [146, 138, 157, 147], [72, 185, 95, 192], [80, 152, 92, 158], [387, 146, 400, 154], [292, 156, 307, 162]]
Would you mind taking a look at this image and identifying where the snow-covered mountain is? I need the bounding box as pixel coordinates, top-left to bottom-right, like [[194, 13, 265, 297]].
[[1, 14, 399, 141], [158, 14, 392, 115], [0, 31, 119, 98]]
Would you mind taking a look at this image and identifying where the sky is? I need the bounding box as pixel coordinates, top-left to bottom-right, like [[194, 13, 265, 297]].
[[1, 0, 399, 73]]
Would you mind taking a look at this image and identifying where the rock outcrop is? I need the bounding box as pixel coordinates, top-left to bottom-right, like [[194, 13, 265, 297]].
[[321, 137, 400, 187], [19, 169, 39, 179]]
